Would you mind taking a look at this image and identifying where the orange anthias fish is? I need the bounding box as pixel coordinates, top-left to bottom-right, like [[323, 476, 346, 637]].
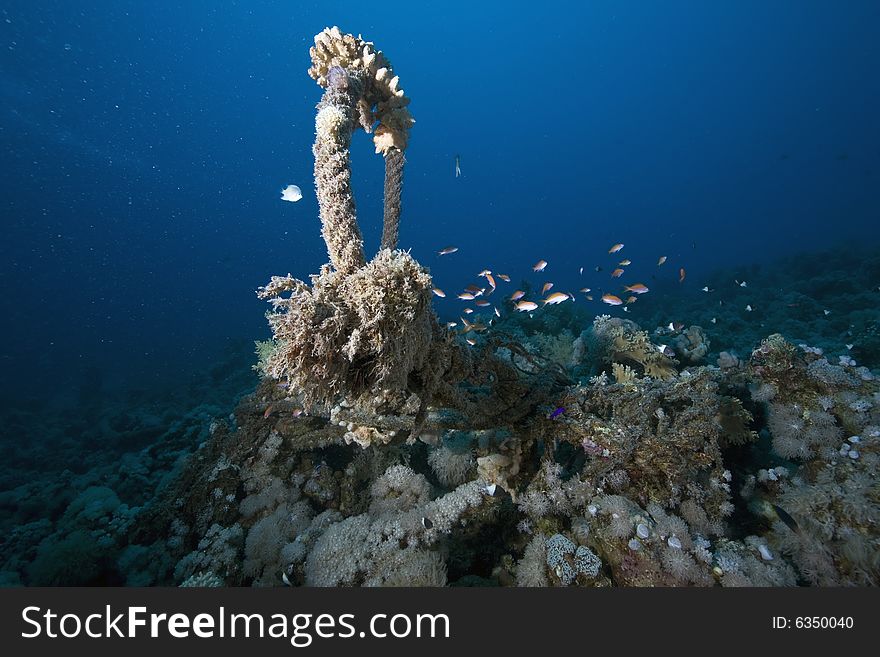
[[510, 290, 526, 301], [485, 273, 497, 290], [515, 300, 538, 312], [498, 274, 511, 282], [432, 288, 446, 298], [624, 283, 649, 294], [478, 269, 492, 277], [533, 259, 548, 272], [475, 299, 490, 307], [263, 404, 275, 419], [609, 243, 624, 254], [657, 256, 667, 266], [438, 246, 459, 256], [611, 268, 624, 278], [618, 259, 632, 266], [626, 296, 638, 304], [457, 292, 476, 300], [679, 268, 686, 283], [542, 282, 554, 294], [543, 292, 570, 305], [462, 308, 474, 314], [602, 294, 624, 306]]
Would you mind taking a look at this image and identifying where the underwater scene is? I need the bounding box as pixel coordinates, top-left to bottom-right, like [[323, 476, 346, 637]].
[[1, 2, 879, 587]]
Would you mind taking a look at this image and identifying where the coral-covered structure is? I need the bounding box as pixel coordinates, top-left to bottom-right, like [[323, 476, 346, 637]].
[[257, 27, 564, 448]]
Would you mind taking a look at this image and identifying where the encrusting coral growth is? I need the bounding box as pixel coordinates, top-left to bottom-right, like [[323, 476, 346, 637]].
[[381, 149, 405, 250], [259, 28, 433, 429], [307, 26, 413, 254], [94, 27, 879, 590], [258, 27, 565, 447]]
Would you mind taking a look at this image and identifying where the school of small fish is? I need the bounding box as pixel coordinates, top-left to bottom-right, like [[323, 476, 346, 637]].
[[424, 230, 813, 347]]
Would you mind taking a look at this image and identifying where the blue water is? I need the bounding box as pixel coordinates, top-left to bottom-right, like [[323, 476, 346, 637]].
[[2, 0, 878, 406], [1, 1, 879, 585]]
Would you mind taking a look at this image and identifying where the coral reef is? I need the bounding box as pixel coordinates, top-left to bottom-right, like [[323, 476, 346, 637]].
[[180, 31, 870, 589], [5, 28, 878, 591], [22, 313, 872, 588]]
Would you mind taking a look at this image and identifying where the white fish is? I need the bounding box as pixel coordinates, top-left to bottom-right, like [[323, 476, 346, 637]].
[[702, 286, 712, 292], [280, 184, 302, 202], [746, 304, 753, 312], [711, 317, 717, 324], [823, 309, 831, 316], [846, 344, 854, 350]]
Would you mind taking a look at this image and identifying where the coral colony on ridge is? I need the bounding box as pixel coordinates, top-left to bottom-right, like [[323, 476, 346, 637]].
[[2, 26, 879, 588]]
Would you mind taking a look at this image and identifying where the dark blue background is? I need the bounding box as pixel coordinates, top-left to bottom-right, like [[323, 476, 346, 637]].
[[2, 0, 878, 404]]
